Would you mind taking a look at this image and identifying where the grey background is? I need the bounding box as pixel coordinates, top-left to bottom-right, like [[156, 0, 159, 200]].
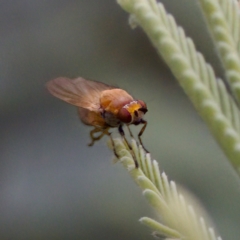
[[1, 0, 240, 239]]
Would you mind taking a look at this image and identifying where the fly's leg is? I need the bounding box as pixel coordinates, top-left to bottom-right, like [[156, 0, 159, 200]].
[[88, 127, 106, 146], [108, 132, 119, 159], [138, 120, 149, 153], [127, 125, 134, 138], [118, 125, 139, 168], [88, 127, 119, 159], [118, 125, 132, 150]]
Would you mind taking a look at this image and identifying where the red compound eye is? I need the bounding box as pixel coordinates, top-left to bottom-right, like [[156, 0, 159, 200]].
[[118, 108, 132, 123]]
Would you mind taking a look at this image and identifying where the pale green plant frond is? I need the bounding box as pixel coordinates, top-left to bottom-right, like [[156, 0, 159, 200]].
[[140, 217, 182, 239], [158, 2, 240, 135], [218, 0, 240, 46], [198, 0, 240, 103], [112, 138, 222, 240], [117, 0, 240, 173]]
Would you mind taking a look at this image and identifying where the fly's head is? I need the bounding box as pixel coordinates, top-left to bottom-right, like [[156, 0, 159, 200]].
[[117, 100, 148, 125]]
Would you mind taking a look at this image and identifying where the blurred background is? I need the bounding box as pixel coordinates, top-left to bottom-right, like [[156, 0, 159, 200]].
[[1, 0, 240, 239]]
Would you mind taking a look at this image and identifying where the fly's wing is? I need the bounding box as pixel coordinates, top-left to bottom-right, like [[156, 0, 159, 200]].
[[46, 77, 115, 111]]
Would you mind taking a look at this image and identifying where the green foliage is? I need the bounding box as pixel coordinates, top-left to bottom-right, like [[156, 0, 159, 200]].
[[117, 0, 240, 174], [114, 0, 240, 239], [113, 138, 222, 240], [198, 0, 240, 103]]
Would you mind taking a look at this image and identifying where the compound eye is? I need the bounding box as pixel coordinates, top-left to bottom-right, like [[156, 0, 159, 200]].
[[118, 108, 132, 123]]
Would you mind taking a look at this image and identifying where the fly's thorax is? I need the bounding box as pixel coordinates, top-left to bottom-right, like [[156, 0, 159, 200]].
[[117, 100, 148, 124], [100, 89, 134, 114]]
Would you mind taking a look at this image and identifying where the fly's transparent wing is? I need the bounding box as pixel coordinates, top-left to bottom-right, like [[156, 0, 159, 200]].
[[46, 77, 115, 111]]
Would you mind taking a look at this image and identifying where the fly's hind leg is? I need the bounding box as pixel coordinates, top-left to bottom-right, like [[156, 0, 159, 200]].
[[138, 120, 149, 153], [118, 125, 138, 168], [88, 127, 106, 146], [88, 127, 119, 159]]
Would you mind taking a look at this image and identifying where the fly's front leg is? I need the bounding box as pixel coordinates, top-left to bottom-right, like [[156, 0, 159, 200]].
[[127, 125, 134, 139], [118, 125, 132, 150], [118, 125, 138, 168], [138, 119, 149, 153]]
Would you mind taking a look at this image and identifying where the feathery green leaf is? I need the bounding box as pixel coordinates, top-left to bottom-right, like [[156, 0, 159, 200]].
[[112, 138, 221, 240], [117, 0, 240, 174], [198, 0, 240, 104]]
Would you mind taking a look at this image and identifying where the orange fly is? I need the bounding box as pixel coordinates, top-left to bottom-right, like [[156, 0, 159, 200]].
[[46, 77, 148, 163]]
